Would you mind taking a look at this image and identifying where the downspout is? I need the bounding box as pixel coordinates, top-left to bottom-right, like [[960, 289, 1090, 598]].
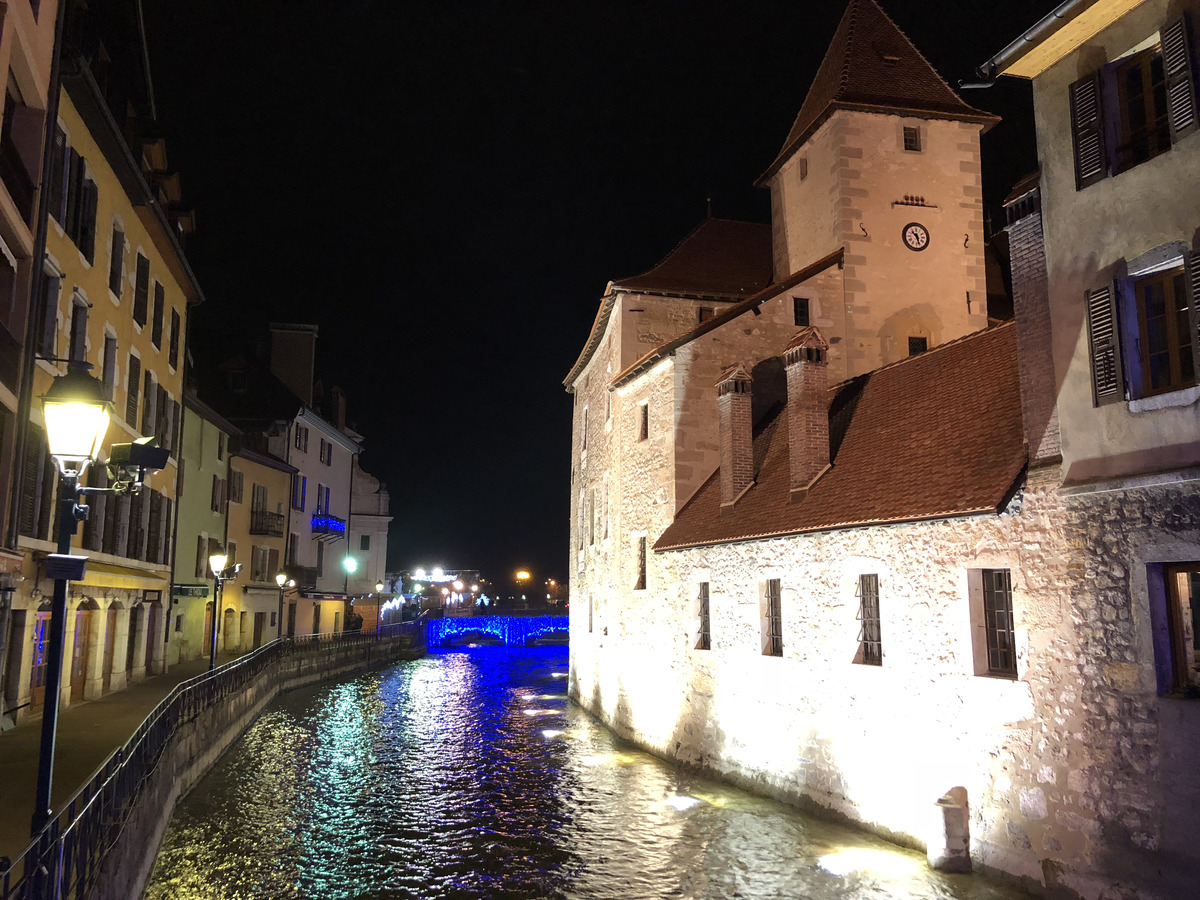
[[960, 0, 1094, 88], [1, 0, 69, 728]]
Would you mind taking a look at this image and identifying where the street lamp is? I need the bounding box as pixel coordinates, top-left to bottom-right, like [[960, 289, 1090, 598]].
[[342, 556, 357, 595], [275, 572, 293, 642], [208, 550, 228, 672], [32, 367, 112, 836], [374, 582, 384, 632]]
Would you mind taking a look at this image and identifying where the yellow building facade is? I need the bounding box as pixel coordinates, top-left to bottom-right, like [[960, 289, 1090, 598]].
[[4, 70, 202, 720]]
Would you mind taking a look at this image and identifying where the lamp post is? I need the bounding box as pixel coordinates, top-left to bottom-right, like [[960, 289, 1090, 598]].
[[342, 555, 357, 595], [275, 572, 288, 641], [374, 581, 383, 632], [32, 367, 112, 836], [208, 550, 228, 671]]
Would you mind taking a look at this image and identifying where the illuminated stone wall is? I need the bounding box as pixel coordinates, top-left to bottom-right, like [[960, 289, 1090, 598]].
[[570, 467, 1200, 897]]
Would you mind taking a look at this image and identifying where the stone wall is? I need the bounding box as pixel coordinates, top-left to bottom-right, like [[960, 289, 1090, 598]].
[[569, 467, 1200, 899]]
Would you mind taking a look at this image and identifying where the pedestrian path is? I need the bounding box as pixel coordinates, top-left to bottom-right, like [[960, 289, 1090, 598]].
[[0, 653, 243, 862]]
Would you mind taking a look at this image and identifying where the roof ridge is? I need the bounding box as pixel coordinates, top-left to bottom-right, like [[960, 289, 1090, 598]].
[[612, 217, 768, 287]]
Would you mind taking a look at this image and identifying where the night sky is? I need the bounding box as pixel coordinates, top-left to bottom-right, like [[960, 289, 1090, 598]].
[[140, 0, 1060, 586]]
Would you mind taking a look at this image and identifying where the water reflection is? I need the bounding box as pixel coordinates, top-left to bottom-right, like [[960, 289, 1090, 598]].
[[147, 647, 1033, 899]]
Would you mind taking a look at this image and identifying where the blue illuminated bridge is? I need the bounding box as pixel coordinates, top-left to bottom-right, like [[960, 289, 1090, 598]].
[[426, 614, 569, 648]]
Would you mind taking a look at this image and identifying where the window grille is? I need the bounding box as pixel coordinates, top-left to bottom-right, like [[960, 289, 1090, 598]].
[[635, 536, 647, 590], [983, 568, 1017, 677], [765, 579, 782, 656], [857, 574, 881, 665], [696, 583, 711, 650]]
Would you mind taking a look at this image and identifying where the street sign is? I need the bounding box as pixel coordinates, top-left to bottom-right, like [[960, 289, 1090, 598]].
[[173, 584, 210, 598]]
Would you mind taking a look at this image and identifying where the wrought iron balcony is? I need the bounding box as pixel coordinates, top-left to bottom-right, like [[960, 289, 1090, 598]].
[[249, 509, 284, 536], [311, 512, 346, 541], [292, 565, 319, 591]]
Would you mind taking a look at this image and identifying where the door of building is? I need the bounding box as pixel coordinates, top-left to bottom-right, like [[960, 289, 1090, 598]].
[[145, 603, 160, 670], [287, 602, 296, 638], [29, 610, 50, 710], [70, 609, 93, 701], [102, 607, 118, 692], [311, 604, 320, 636], [253, 612, 265, 649], [126, 606, 139, 675], [203, 601, 214, 656]]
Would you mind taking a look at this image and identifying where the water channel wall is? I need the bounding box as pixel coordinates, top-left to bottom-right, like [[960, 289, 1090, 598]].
[[103, 633, 424, 900], [0, 626, 425, 900]]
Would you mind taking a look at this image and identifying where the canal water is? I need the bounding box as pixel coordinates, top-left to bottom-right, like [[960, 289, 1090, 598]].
[[146, 647, 1035, 899]]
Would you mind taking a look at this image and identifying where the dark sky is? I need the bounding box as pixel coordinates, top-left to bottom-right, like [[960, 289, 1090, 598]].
[[141, 0, 1058, 586]]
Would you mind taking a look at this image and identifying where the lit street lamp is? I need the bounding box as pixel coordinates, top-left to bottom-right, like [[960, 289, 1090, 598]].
[[343, 555, 357, 595], [32, 367, 112, 836], [208, 550, 228, 671], [275, 572, 294, 641], [375, 582, 384, 632]]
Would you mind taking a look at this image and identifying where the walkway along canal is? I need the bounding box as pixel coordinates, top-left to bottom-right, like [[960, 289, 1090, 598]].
[[145, 645, 1036, 900], [0, 621, 425, 900]]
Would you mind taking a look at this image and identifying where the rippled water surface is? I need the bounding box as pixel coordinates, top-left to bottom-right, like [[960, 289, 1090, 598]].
[[147, 647, 1035, 899]]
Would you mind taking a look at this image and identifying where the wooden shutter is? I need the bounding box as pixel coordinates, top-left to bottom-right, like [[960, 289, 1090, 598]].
[[1185, 249, 1200, 382], [64, 149, 83, 238], [1086, 283, 1125, 405], [1069, 73, 1108, 189], [47, 128, 66, 223], [163, 498, 173, 567], [36, 445, 55, 541], [127, 489, 144, 559], [39, 275, 60, 356], [142, 372, 156, 435], [126, 355, 141, 425], [84, 466, 107, 552], [211, 474, 220, 511], [268, 548, 280, 577], [102, 335, 117, 400], [103, 489, 120, 555], [147, 491, 162, 563], [68, 302, 87, 363], [155, 386, 167, 445], [133, 255, 149, 326], [79, 180, 98, 264], [196, 534, 207, 578], [1163, 16, 1198, 141], [17, 424, 44, 536]]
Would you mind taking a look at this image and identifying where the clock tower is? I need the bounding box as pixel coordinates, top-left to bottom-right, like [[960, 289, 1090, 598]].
[[757, 0, 999, 380]]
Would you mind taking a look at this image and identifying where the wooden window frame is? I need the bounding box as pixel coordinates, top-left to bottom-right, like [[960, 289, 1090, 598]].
[[982, 568, 1017, 678], [696, 582, 711, 651], [857, 573, 882, 665], [764, 579, 783, 657], [1135, 266, 1195, 396]]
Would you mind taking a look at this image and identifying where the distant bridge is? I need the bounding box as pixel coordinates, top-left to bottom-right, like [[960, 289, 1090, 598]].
[[426, 614, 569, 648]]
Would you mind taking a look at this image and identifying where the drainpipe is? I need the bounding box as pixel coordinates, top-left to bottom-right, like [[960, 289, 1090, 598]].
[[960, 0, 1094, 88]]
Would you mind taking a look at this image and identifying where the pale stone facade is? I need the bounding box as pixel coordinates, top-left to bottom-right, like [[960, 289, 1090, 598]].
[[566, 1, 1200, 897]]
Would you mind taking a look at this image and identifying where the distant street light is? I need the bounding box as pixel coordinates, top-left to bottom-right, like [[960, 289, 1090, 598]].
[[32, 367, 112, 836], [342, 556, 357, 595], [515, 570, 531, 582], [275, 572, 293, 641]]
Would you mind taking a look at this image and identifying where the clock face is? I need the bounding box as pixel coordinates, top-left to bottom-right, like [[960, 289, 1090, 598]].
[[902, 222, 930, 251]]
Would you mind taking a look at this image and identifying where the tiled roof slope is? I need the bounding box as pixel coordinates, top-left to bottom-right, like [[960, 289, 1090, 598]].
[[758, 0, 999, 183], [612, 218, 772, 297], [655, 323, 1025, 550]]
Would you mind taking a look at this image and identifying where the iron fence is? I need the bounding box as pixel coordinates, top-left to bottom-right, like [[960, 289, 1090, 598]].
[[0, 615, 426, 900]]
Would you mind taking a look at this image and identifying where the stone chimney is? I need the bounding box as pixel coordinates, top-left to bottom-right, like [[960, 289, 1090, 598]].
[[784, 327, 830, 500], [1004, 175, 1061, 466], [269, 323, 318, 407], [717, 363, 754, 512]]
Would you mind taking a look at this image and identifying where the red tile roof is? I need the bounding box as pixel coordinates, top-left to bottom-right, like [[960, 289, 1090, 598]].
[[758, 0, 999, 184], [655, 323, 1026, 550], [611, 248, 845, 390], [565, 217, 772, 389], [612, 217, 773, 298]]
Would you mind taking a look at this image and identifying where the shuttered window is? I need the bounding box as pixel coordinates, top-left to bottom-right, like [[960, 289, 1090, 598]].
[[109, 226, 124, 296], [141, 371, 156, 435], [168, 309, 180, 369], [38, 274, 60, 357], [126, 354, 141, 425], [132, 254, 149, 327], [196, 534, 207, 578], [1069, 16, 1198, 190], [1086, 284, 1124, 405], [151, 282, 164, 348], [102, 335, 117, 400], [68, 301, 87, 364]]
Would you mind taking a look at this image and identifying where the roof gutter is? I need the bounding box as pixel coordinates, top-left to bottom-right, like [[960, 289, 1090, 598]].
[[963, 0, 1095, 87]]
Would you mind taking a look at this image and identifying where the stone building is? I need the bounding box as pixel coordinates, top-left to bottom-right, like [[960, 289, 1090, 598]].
[[566, 0, 1200, 897]]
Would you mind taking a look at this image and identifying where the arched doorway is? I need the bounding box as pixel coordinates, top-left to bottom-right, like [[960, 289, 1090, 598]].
[[70, 599, 100, 702], [222, 607, 236, 653], [28, 600, 51, 710]]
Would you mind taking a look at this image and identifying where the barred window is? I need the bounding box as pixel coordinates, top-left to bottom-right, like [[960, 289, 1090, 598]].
[[983, 569, 1017, 677], [696, 582, 711, 651], [857, 574, 881, 665], [764, 579, 782, 657], [634, 536, 647, 590]]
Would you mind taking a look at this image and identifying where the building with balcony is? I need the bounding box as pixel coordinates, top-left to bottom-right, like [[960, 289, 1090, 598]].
[[2, 3, 203, 720], [169, 395, 233, 666]]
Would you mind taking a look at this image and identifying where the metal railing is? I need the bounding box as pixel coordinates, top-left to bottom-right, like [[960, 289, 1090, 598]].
[[0, 615, 427, 900], [248, 509, 284, 536]]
